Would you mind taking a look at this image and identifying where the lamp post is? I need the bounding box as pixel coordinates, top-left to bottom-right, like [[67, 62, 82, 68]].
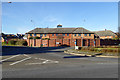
[[82, 19, 85, 47], [82, 27, 83, 47], [31, 19, 36, 47]]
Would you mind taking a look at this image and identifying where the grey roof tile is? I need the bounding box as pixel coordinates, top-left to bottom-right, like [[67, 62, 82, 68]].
[[27, 27, 93, 34], [94, 30, 117, 37]]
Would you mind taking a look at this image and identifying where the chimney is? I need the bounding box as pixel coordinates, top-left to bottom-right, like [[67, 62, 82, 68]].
[[57, 24, 62, 28]]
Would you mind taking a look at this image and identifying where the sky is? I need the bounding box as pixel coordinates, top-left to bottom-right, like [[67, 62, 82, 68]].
[[2, 2, 118, 34]]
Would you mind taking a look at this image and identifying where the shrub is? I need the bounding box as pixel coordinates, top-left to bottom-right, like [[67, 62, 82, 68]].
[[41, 44, 43, 47], [89, 48, 94, 51], [8, 40, 17, 45], [2, 41, 7, 44], [31, 44, 32, 47], [29, 37, 34, 39], [16, 40, 28, 46], [101, 49, 107, 53], [34, 36, 40, 39], [81, 47, 86, 50], [42, 38, 50, 40], [107, 49, 113, 52], [2, 42, 7, 45]]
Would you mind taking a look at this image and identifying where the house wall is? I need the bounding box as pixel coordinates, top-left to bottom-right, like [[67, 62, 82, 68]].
[[28, 38, 120, 47], [49, 39, 56, 47], [27, 33, 94, 39], [27, 39, 96, 47], [2, 37, 4, 42], [100, 39, 120, 46], [72, 34, 94, 39], [100, 36, 113, 39], [95, 39, 100, 47]]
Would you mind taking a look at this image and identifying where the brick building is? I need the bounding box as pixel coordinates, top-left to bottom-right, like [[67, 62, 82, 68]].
[[94, 29, 118, 39], [26, 25, 120, 47], [2, 33, 25, 42]]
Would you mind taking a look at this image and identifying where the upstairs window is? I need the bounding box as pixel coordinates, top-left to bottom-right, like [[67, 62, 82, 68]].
[[89, 34, 91, 36], [34, 33, 36, 36], [52, 34, 54, 36], [30, 34, 32, 36], [40, 34, 43, 36], [74, 34, 76, 36], [67, 34, 69, 36], [63, 34, 65, 36], [78, 34, 81, 36], [84, 34, 87, 36], [45, 34, 47, 37]]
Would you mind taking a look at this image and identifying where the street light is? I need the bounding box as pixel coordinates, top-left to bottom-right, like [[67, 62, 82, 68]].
[[82, 19, 85, 47]]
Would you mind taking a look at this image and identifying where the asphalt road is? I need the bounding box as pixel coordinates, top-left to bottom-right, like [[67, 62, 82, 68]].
[[2, 46, 118, 78]]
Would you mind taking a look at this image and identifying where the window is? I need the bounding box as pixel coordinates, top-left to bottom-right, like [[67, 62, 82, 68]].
[[34, 33, 36, 36], [74, 34, 76, 36], [84, 34, 87, 36], [63, 34, 65, 36], [67, 34, 69, 36], [45, 34, 47, 37], [56, 34, 58, 36], [89, 34, 91, 36], [30, 34, 32, 36], [52, 34, 54, 36], [40, 34, 43, 36], [78, 34, 81, 36]]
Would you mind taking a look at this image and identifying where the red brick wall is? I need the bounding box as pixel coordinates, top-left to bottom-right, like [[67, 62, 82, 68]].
[[49, 34, 72, 39], [27, 39, 102, 47], [29, 39, 34, 47], [95, 39, 100, 47], [42, 40, 49, 47], [36, 39, 42, 47], [76, 39, 82, 46], [49, 39, 56, 47], [100, 39, 120, 46], [27, 39, 30, 46], [56, 39, 63, 46], [63, 39, 70, 46], [70, 39, 76, 46], [90, 39, 94, 46], [83, 39, 88, 46]]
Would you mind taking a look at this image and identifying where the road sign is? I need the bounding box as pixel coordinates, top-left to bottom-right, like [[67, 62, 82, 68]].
[[75, 41, 76, 45], [56, 42, 59, 44]]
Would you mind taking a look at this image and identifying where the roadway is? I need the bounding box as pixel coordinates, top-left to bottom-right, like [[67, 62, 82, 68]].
[[2, 46, 118, 78]]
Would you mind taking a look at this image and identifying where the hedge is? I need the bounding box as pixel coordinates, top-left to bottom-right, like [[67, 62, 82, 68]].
[[8, 39, 27, 46]]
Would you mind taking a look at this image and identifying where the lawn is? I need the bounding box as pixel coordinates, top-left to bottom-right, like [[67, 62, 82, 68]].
[[94, 48, 118, 50], [78, 46, 119, 56]]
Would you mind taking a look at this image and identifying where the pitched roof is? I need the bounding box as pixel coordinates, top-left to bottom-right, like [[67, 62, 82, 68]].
[[73, 27, 92, 33], [94, 30, 117, 37], [27, 27, 93, 34]]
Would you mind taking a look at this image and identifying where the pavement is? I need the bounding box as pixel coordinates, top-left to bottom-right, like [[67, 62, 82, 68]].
[[64, 49, 119, 58], [1, 46, 118, 78]]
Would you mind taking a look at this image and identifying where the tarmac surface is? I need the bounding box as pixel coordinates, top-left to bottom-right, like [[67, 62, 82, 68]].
[[1, 46, 118, 78]]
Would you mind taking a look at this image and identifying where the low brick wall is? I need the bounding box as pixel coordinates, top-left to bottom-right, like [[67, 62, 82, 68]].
[[100, 39, 120, 46], [27, 39, 120, 47]]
